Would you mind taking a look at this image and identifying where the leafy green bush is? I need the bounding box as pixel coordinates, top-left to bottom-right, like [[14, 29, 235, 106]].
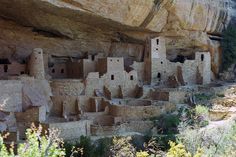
[[65, 136, 92, 157], [110, 136, 136, 157], [194, 93, 214, 102], [93, 138, 112, 157], [149, 114, 180, 150], [0, 125, 66, 157], [178, 105, 209, 128], [195, 105, 209, 117], [167, 141, 203, 157], [151, 114, 180, 135], [65, 136, 111, 157], [221, 23, 236, 70], [177, 122, 236, 157], [194, 105, 209, 127], [110, 136, 161, 157], [177, 127, 204, 154]]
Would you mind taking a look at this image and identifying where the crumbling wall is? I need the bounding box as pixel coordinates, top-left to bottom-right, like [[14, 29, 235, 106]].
[[85, 72, 103, 96], [44, 120, 92, 141], [109, 101, 175, 121], [49, 63, 67, 79], [51, 79, 84, 96], [0, 61, 26, 78], [51, 96, 78, 117], [130, 61, 145, 82], [22, 78, 52, 111], [67, 62, 83, 79], [82, 59, 96, 78], [180, 60, 197, 85], [77, 96, 91, 113], [0, 80, 22, 112]]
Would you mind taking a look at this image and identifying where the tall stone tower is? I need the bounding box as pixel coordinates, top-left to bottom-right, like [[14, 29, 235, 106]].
[[29, 48, 45, 79], [195, 52, 211, 85], [145, 36, 167, 85]]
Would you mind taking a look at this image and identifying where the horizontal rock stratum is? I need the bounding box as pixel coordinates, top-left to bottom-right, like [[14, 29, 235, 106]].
[[0, 0, 234, 74], [0, 0, 232, 36]]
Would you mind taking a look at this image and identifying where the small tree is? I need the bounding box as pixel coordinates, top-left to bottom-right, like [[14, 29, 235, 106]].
[[17, 125, 65, 157], [0, 124, 67, 157], [221, 23, 236, 70], [110, 136, 136, 157]]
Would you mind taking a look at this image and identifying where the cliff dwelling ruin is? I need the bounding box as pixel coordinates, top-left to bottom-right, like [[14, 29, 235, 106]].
[[0, 36, 213, 142], [0, 0, 235, 156]]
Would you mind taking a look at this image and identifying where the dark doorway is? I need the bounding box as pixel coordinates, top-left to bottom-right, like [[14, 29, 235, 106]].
[[4, 65, 8, 73], [130, 75, 134, 80], [201, 54, 204, 61], [61, 69, 64, 74], [156, 39, 159, 45], [111, 75, 114, 80]]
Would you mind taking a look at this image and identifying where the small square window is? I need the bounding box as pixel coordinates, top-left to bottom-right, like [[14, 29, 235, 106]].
[[201, 54, 204, 61], [111, 75, 114, 80], [91, 55, 95, 61], [130, 75, 134, 80]]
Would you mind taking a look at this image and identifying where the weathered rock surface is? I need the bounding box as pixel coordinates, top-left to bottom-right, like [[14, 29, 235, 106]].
[[0, 0, 234, 73], [0, 0, 231, 33]]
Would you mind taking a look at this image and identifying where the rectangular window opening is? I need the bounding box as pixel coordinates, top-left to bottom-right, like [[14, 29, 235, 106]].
[[111, 75, 114, 80]]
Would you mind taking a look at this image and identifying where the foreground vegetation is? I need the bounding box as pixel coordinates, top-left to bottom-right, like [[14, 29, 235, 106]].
[[0, 103, 235, 157]]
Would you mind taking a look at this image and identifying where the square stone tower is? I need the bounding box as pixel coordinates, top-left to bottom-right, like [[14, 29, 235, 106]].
[[145, 36, 167, 85], [97, 57, 124, 76], [195, 52, 211, 85]]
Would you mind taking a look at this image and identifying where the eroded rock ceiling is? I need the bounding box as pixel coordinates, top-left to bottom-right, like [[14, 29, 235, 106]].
[[0, 0, 233, 64]]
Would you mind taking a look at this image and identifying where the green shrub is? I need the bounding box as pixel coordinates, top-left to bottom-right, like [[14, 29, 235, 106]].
[[195, 105, 209, 117], [110, 136, 136, 157], [110, 136, 161, 157], [177, 122, 236, 157], [194, 105, 209, 127], [92, 138, 112, 157], [178, 105, 209, 128], [65, 136, 112, 157], [136, 151, 149, 157], [177, 127, 205, 154], [0, 125, 66, 157], [152, 114, 180, 135], [150, 135, 176, 151], [221, 23, 236, 70], [194, 93, 214, 102], [167, 141, 203, 157], [148, 114, 181, 151]]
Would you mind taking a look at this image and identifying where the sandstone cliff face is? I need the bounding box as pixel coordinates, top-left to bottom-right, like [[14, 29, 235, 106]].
[[0, 0, 234, 73]]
